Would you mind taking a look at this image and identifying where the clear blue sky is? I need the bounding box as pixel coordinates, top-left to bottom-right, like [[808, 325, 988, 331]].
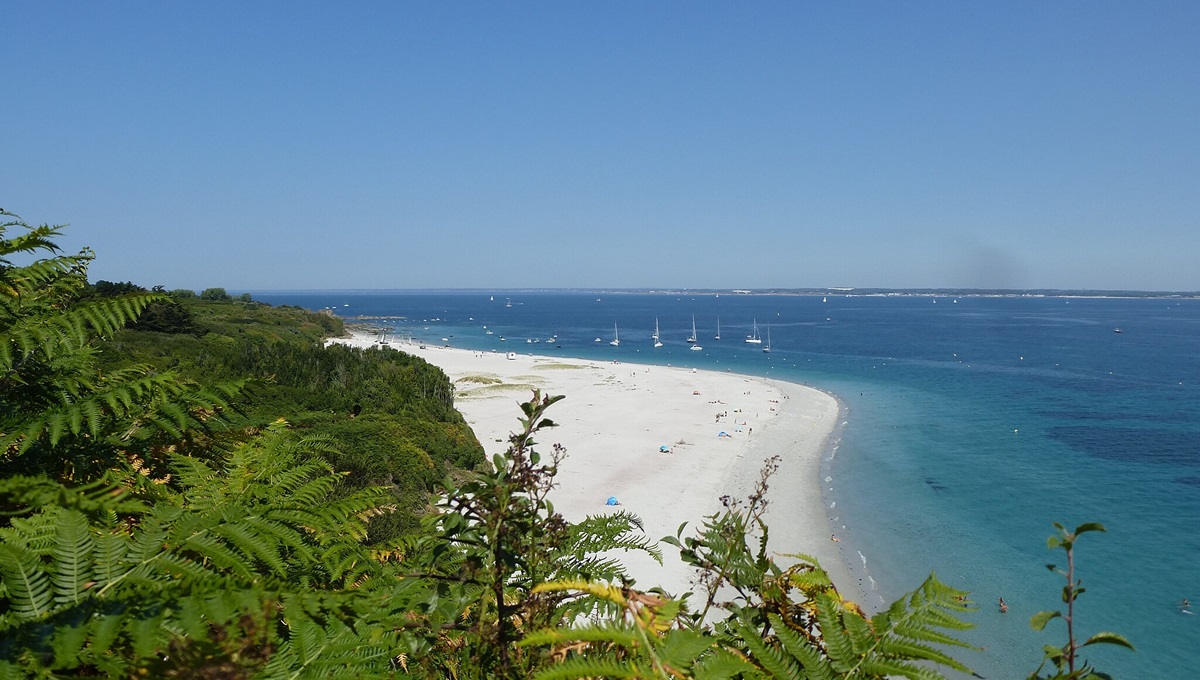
[[4, 2, 1198, 291]]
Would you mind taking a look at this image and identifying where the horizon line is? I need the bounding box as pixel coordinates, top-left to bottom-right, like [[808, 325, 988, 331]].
[[233, 286, 1200, 298]]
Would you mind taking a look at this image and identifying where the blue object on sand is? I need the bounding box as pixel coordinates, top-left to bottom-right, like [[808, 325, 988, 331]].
[[660, 445, 670, 452], [606, 496, 619, 506]]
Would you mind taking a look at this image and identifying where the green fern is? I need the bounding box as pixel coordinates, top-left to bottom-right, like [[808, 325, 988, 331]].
[[0, 542, 52, 619], [49, 509, 93, 607], [0, 418, 410, 675], [2, 210, 246, 474]]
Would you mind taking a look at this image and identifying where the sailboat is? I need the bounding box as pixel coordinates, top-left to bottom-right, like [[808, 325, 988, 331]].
[[762, 324, 771, 353], [653, 318, 663, 348], [745, 319, 762, 344], [610, 323, 620, 347], [686, 316, 698, 343], [505, 297, 512, 308], [715, 317, 721, 340]]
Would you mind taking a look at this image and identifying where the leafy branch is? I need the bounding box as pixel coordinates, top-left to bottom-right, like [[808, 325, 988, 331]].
[[1028, 522, 1134, 680]]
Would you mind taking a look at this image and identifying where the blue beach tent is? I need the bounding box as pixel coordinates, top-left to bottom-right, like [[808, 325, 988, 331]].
[[606, 496, 619, 506]]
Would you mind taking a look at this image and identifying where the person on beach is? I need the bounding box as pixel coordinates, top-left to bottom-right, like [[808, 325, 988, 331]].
[[830, 534, 840, 542], [998, 597, 1008, 613]]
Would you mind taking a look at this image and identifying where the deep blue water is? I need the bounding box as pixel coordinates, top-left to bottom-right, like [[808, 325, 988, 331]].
[[254, 291, 1200, 679]]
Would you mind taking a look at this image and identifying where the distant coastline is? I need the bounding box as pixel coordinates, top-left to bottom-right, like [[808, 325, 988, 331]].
[[247, 286, 1200, 300]]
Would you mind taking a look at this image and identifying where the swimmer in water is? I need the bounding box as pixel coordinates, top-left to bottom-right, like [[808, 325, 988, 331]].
[[999, 597, 1008, 614]]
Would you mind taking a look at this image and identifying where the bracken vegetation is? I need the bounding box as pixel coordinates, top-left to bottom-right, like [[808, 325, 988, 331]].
[[1, 209, 1132, 678]]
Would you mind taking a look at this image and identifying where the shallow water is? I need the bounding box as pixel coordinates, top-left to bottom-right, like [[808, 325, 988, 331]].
[[255, 291, 1200, 678]]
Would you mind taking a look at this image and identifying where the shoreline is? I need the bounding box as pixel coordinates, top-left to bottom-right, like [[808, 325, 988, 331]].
[[333, 334, 867, 605]]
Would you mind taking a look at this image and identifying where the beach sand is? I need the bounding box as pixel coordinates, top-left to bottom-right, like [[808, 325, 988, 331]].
[[332, 335, 861, 604]]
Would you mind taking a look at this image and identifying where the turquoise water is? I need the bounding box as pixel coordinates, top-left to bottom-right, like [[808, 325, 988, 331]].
[[254, 291, 1200, 678]]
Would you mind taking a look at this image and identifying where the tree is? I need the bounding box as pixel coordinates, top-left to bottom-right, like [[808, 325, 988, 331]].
[[200, 287, 231, 301], [128, 298, 202, 334], [88, 279, 145, 297]]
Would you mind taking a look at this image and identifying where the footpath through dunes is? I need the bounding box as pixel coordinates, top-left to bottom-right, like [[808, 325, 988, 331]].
[[330, 335, 856, 603]]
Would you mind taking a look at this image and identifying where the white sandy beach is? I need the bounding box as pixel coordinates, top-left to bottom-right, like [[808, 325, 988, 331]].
[[332, 334, 859, 603]]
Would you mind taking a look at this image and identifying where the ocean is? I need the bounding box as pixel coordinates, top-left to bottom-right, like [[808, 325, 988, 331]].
[[252, 290, 1199, 679]]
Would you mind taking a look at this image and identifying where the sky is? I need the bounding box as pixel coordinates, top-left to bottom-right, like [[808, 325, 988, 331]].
[[3, 2, 1199, 292]]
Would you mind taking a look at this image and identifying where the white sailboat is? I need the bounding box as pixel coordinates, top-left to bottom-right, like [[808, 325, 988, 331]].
[[745, 319, 762, 344], [714, 317, 721, 340], [653, 318, 663, 348], [686, 315, 698, 343], [762, 324, 771, 353], [610, 323, 620, 346]]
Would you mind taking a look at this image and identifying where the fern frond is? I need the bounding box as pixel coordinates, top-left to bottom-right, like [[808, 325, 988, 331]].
[[661, 628, 716, 672], [179, 532, 257, 579], [3, 510, 60, 554], [569, 511, 664, 562], [734, 614, 801, 679], [521, 623, 642, 649], [813, 592, 857, 674], [530, 654, 642, 680], [91, 533, 128, 587], [129, 613, 169, 659], [240, 515, 313, 562], [154, 552, 219, 581], [3, 367, 232, 456], [691, 647, 763, 680], [276, 467, 339, 508], [532, 579, 628, 607], [169, 455, 221, 503], [0, 217, 65, 258], [3, 293, 159, 360], [0, 542, 53, 619], [829, 573, 975, 677], [768, 613, 834, 680], [51, 509, 95, 606], [210, 519, 290, 576]]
